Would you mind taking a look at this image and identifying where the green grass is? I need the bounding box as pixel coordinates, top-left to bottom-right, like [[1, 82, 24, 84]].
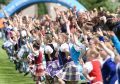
[[0, 39, 35, 84]]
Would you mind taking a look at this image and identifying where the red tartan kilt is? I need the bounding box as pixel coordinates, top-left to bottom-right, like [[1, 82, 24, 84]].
[[35, 63, 45, 77]]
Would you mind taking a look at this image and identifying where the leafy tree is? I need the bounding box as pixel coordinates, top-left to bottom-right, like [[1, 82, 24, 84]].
[[37, 3, 48, 16], [0, 0, 10, 9], [78, 0, 120, 12], [0, 0, 10, 4]]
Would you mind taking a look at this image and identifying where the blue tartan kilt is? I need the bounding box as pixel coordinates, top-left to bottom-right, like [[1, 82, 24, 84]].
[[56, 61, 86, 81], [46, 60, 61, 78]]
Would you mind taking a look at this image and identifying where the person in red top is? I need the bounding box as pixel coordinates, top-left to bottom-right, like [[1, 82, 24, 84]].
[[35, 51, 44, 77], [33, 42, 45, 84], [27, 41, 45, 84], [83, 49, 103, 84]]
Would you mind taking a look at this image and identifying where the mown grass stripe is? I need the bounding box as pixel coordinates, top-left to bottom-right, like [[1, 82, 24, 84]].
[[0, 39, 35, 84]]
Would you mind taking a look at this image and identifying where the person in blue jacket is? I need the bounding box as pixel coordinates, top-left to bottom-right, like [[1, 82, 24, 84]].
[[108, 31, 120, 54], [99, 42, 117, 84], [115, 55, 120, 84]]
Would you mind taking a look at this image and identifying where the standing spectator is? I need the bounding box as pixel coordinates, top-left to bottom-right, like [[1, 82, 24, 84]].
[[99, 42, 117, 84], [115, 55, 120, 84]]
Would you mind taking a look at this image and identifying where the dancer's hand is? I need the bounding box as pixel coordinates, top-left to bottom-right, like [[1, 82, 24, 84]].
[[89, 77, 96, 81]]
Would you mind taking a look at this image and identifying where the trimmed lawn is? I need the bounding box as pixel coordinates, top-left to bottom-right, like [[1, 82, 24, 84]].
[[0, 39, 35, 84]]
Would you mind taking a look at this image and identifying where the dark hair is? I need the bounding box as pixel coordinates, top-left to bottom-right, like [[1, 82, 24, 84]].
[[33, 42, 40, 50], [22, 16, 27, 20], [106, 18, 114, 31], [70, 24, 76, 29], [3, 21, 10, 26], [30, 29, 37, 35]]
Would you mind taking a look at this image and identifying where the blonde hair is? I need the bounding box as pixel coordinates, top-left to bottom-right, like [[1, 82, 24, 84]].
[[46, 34, 53, 43], [86, 49, 99, 59], [105, 42, 114, 51], [59, 33, 68, 42]]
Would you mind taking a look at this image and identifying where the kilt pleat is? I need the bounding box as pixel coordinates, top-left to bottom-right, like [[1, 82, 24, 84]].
[[56, 61, 86, 81], [35, 63, 45, 77], [46, 60, 61, 78]]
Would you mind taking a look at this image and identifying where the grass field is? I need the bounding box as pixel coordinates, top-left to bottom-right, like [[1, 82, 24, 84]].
[[0, 39, 35, 84]]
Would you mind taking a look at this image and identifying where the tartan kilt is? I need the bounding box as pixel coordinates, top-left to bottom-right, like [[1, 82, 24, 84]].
[[56, 61, 85, 81], [35, 63, 45, 77], [46, 60, 62, 78]]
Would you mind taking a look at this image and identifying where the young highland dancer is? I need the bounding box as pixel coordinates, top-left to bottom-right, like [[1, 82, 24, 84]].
[[27, 41, 45, 84], [54, 33, 87, 84], [83, 49, 103, 84], [44, 35, 61, 83]]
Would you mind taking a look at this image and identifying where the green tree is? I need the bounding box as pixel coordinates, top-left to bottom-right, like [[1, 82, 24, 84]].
[[0, 0, 7, 4], [0, 0, 10, 4], [0, 0, 10, 9], [78, 0, 120, 12], [37, 3, 48, 16]]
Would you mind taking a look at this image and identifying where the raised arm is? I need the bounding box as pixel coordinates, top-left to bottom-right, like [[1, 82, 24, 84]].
[[51, 23, 59, 42], [99, 42, 115, 59], [108, 31, 120, 54]]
